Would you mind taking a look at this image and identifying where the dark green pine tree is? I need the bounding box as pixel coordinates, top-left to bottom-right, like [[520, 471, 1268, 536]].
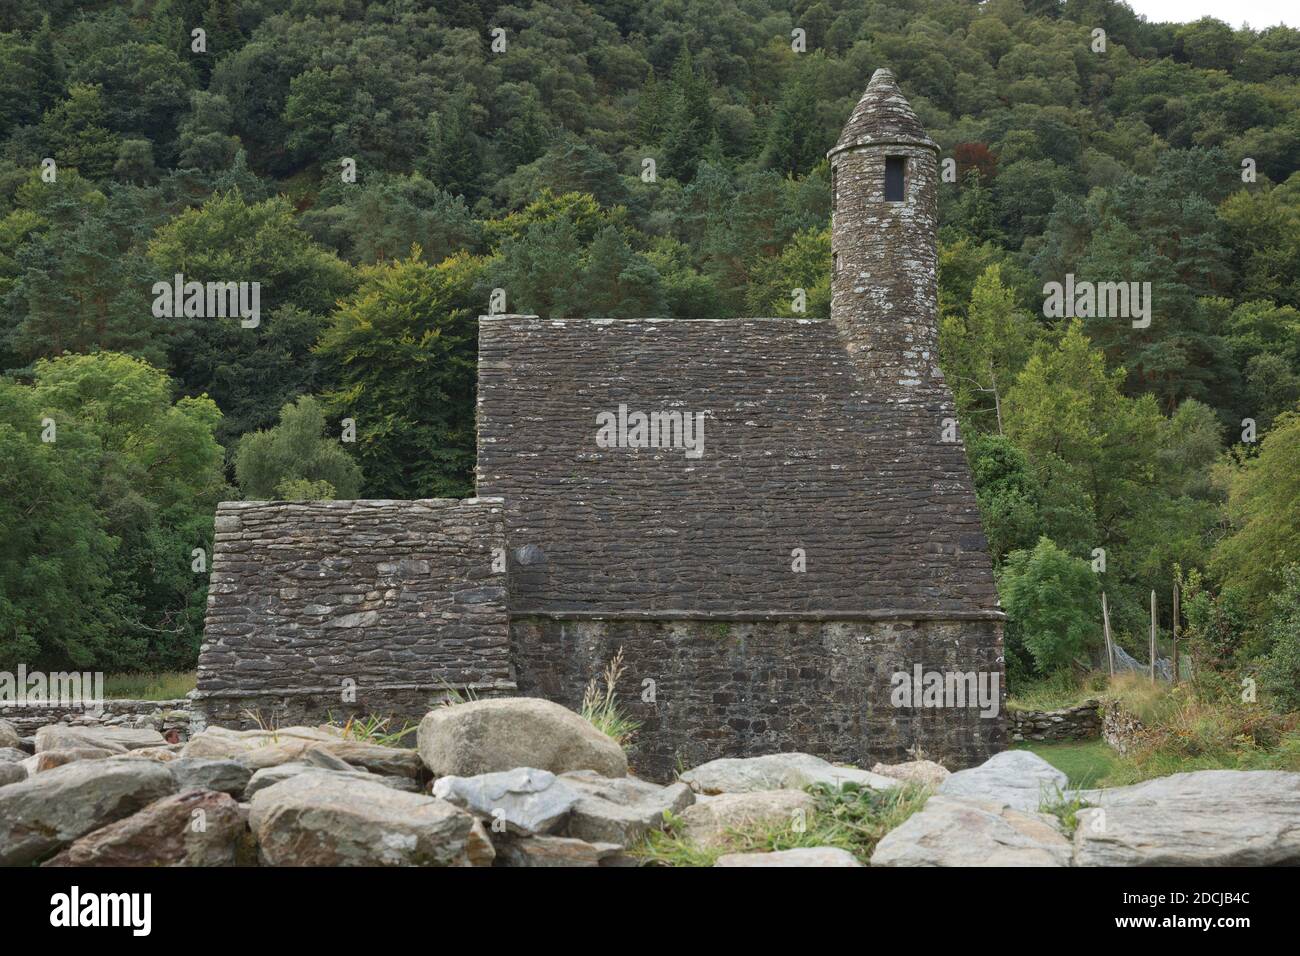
[[497, 88, 552, 172], [762, 72, 824, 176], [568, 226, 667, 318], [953, 171, 1003, 245], [423, 90, 485, 203], [661, 52, 714, 184], [635, 69, 669, 145], [30, 16, 63, 116]]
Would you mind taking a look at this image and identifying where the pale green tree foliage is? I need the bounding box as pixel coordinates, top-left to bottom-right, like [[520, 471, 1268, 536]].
[[939, 263, 1037, 434], [234, 395, 362, 500]]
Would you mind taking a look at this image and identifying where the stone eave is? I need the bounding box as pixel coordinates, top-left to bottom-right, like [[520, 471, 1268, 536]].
[[510, 608, 1007, 623], [826, 136, 939, 159]]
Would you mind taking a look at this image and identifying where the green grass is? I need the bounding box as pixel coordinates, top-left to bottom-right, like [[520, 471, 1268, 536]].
[[103, 671, 196, 700], [1016, 739, 1121, 788], [632, 781, 932, 866], [1007, 670, 1109, 712], [580, 648, 641, 748], [327, 713, 416, 747], [1100, 673, 1300, 784], [1018, 689, 1300, 788], [1038, 784, 1096, 836]]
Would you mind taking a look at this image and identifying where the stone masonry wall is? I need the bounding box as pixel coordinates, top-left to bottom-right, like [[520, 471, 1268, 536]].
[[511, 614, 1006, 782], [0, 699, 191, 741], [1008, 701, 1101, 742], [1103, 699, 1148, 754], [194, 498, 516, 732]]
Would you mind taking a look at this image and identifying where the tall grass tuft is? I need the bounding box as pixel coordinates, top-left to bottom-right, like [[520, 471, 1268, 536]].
[[330, 713, 417, 747], [581, 647, 641, 747]]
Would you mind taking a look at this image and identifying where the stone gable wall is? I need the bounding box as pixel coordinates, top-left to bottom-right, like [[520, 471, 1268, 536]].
[[193, 498, 515, 730]]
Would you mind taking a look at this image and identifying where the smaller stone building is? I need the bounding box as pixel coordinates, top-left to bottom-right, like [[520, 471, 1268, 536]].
[[194, 498, 516, 729]]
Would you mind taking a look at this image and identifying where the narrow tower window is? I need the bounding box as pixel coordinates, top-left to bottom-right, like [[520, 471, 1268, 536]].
[[884, 156, 906, 202], [833, 252, 839, 276], [831, 164, 838, 207]]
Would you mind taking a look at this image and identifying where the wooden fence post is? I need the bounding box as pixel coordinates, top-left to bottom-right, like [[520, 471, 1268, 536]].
[[1102, 591, 1115, 678], [1150, 589, 1157, 684], [1172, 579, 1180, 684]]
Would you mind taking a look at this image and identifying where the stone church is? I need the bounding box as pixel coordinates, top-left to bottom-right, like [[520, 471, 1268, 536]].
[[195, 69, 1006, 780]]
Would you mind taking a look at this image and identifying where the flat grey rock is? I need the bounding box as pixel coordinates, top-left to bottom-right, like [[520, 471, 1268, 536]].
[[870, 795, 1071, 867], [35, 725, 166, 754], [495, 835, 626, 867], [433, 767, 578, 835], [242, 763, 419, 801], [43, 789, 248, 867], [679, 790, 817, 848], [937, 750, 1068, 812], [680, 753, 897, 794], [715, 847, 863, 867], [248, 771, 484, 866], [560, 770, 694, 846], [1073, 770, 1300, 866]]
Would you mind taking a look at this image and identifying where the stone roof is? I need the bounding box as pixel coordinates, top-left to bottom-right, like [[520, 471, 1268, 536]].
[[476, 316, 999, 617], [831, 68, 938, 156]]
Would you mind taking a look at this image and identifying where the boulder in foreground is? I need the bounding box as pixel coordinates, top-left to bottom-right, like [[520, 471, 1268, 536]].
[[679, 790, 817, 848], [495, 835, 627, 867], [418, 698, 627, 778], [249, 771, 486, 866], [433, 767, 579, 835], [561, 770, 694, 846], [167, 757, 252, 797], [1074, 770, 1300, 866], [0, 759, 175, 866], [680, 752, 897, 794], [43, 789, 247, 867], [870, 795, 1071, 867], [936, 750, 1067, 812]]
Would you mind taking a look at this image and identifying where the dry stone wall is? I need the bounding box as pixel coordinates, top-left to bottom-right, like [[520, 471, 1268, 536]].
[[0, 699, 191, 740], [1008, 701, 1101, 742], [1103, 699, 1148, 754], [194, 498, 515, 731]]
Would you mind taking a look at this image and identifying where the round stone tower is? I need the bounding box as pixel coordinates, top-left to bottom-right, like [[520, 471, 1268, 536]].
[[827, 68, 943, 396]]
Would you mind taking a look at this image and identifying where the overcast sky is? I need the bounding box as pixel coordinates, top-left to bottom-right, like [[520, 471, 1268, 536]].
[[1123, 0, 1298, 29]]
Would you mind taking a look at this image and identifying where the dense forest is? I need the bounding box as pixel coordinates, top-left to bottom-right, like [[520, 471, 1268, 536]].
[[0, 0, 1296, 709]]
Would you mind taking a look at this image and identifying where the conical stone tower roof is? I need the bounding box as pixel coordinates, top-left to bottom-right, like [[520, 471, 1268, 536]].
[[828, 68, 938, 156]]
